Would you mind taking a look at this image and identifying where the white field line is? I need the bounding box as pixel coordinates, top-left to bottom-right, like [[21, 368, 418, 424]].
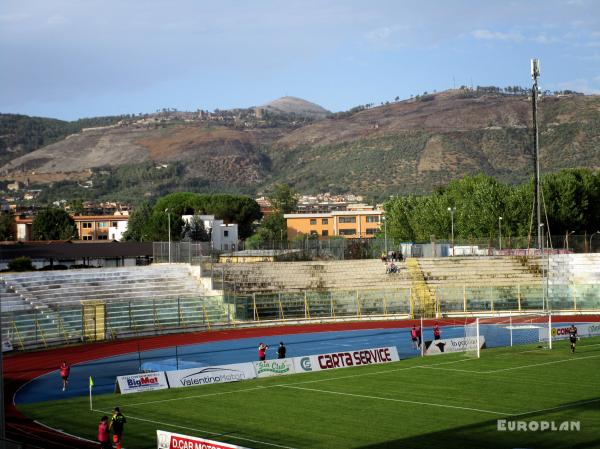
[[485, 353, 600, 373], [277, 385, 512, 416], [516, 342, 600, 354], [126, 358, 475, 407], [91, 408, 297, 449], [126, 385, 270, 407], [513, 398, 600, 417], [420, 353, 600, 374]]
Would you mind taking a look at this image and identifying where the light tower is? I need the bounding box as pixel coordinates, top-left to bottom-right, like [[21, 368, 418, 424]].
[[531, 58, 542, 250]]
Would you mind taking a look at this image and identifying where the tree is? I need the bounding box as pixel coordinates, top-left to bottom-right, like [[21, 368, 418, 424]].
[[0, 213, 14, 241], [122, 203, 152, 241], [182, 214, 210, 242], [155, 192, 261, 239], [266, 183, 298, 214], [32, 208, 78, 240], [143, 210, 185, 242], [69, 199, 84, 215]]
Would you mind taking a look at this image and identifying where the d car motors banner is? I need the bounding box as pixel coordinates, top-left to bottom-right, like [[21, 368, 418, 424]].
[[166, 363, 256, 388], [157, 430, 249, 449], [424, 336, 486, 356], [293, 346, 400, 373], [539, 323, 600, 341], [117, 371, 169, 394]]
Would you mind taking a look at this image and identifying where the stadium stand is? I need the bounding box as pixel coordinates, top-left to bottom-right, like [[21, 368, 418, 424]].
[[548, 253, 600, 310], [1, 265, 206, 308], [0, 283, 34, 313], [214, 259, 412, 292]]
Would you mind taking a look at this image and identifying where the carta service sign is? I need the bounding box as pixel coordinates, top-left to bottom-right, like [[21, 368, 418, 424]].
[[157, 430, 249, 449], [293, 346, 400, 373]]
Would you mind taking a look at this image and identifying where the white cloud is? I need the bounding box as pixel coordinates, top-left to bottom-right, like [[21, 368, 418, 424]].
[[533, 33, 558, 44], [471, 29, 524, 43], [364, 25, 410, 48], [0, 12, 29, 24], [47, 14, 67, 26]]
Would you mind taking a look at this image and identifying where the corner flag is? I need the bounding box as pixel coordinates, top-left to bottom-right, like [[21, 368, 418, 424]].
[[89, 376, 94, 410]]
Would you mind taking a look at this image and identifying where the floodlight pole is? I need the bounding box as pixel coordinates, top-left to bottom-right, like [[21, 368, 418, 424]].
[[531, 59, 542, 251], [448, 207, 455, 256], [383, 216, 387, 255], [165, 209, 171, 264], [498, 216, 503, 252]]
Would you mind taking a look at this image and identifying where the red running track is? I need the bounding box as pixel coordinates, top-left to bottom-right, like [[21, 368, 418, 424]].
[[3, 316, 595, 448]]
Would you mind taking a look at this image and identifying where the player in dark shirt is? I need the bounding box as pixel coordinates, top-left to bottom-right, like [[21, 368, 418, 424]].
[[109, 407, 126, 449], [569, 324, 578, 353], [277, 342, 286, 359]]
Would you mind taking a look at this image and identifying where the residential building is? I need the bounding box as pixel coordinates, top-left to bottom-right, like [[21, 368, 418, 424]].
[[15, 212, 129, 242], [181, 215, 239, 250], [284, 210, 384, 239]]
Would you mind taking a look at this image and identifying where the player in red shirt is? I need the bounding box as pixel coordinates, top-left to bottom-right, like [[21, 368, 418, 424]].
[[410, 326, 418, 350], [59, 361, 70, 391], [98, 416, 111, 449], [258, 343, 268, 361], [433, 323, 441, 340]]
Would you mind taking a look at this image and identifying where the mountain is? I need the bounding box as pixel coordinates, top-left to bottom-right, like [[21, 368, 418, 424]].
[[1, 90, 600, 203], [260, 96, 330, 119]]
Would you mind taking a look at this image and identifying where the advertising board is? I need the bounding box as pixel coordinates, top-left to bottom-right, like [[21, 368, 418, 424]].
[[166, 363, 256, 388], [293, 346, 399, 373], [157, 430, 249, 449], [116, 371, 169, 394]]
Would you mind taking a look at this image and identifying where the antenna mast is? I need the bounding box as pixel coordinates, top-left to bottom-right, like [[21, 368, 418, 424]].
[[531, 59, 542, 250]]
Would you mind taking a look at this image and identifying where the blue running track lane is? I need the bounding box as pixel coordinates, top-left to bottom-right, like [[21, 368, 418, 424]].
[[15, 322, 545, 404]]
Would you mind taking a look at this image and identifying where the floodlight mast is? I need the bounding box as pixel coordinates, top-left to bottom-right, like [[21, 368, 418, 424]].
[[531, 58, 542, 251]]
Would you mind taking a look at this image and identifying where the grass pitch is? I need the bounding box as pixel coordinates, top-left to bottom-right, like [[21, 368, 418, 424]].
[[19, 338, 600, 449]]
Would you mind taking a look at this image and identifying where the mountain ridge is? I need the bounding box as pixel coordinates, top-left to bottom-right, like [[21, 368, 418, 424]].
[[1, 90, 599, 202]]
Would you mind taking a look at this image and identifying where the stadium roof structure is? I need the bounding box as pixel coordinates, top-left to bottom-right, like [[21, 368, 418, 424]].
[[0, 241, 153, 262]]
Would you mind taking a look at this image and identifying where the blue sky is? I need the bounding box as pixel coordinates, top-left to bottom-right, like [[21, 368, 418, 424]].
[[1, 0, 599, 120]]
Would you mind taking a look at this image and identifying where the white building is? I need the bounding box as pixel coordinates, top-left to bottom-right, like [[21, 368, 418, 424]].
[[182, 215, 239, 251]]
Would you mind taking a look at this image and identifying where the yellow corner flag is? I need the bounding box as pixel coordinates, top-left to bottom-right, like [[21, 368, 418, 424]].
[[89, 376, 94, 388]]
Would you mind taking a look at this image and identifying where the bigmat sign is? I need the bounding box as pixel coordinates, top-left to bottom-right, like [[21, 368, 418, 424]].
[[166, 363, 256, 388], [157, 430, 249, 449], [293, 346, 400, 373], [539, 323, 600, 341], [253, 358, 295, 378], [424, 336, 486, 356], [117, 371, 169, 394]]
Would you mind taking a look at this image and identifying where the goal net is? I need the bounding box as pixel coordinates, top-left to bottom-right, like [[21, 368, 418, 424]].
[[419, 317, 484, 357], [464, 313, 553, 358]]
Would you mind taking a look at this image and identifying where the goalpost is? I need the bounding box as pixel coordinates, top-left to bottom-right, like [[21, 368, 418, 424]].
[[464, 312, 553, 358]]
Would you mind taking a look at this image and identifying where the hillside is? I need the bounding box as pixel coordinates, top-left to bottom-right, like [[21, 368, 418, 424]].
[[261, 96, 330, 119], [2, 90, 600, 202], [0, 114, 125, 167]]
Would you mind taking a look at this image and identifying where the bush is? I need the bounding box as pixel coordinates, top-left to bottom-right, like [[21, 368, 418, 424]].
[[8, 257, 35, 272], [39, 264, 69, 271]]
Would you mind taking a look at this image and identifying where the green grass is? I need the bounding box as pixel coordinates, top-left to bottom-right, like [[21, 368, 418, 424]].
[[19, 338, 600, 449]]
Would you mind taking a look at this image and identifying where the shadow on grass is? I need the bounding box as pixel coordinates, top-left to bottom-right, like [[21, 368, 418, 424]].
[[357, 397, 600, 449]]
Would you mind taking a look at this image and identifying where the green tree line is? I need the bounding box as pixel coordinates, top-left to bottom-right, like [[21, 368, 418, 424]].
[[385, 169, 600, 242], [123, 192, 262, 241]]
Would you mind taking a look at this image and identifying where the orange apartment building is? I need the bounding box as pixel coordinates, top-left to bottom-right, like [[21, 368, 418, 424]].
[[15, 214, 129, 241], [284, 210, 384, 239]]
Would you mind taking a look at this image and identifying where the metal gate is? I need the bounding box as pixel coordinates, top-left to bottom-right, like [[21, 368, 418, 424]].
[[81, 301, 106, 341]]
